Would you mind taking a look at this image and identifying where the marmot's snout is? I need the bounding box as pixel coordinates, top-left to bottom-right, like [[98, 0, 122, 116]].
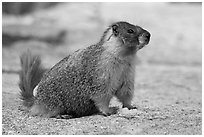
[[143, 31, 151, 42], [138, 30, 151, 49]]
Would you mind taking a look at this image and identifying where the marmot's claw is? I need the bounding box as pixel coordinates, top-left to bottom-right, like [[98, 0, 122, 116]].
[[101, 107, 118, 116], [55, 114, 72, 119], [122, 105, 137, 110]]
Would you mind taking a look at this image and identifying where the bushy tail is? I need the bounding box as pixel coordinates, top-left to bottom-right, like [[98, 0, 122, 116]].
[[19, 50, 46, 107]]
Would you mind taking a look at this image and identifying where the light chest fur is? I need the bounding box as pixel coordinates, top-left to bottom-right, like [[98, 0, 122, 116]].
[[98, 36, 136, 95]]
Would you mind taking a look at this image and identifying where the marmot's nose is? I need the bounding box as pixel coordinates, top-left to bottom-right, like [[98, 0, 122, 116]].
[[143, 31, 151, 40]]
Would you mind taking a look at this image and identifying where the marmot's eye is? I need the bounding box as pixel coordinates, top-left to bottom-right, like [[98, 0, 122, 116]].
[[127, 29, 134, 34]]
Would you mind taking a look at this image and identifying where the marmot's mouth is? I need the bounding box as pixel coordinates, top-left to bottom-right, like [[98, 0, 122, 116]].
[[138, 43, 145, 50], [138, 39, 148, 50]]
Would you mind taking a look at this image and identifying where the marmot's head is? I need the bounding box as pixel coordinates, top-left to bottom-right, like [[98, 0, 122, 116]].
[[111, 21, 150, 51], [100, 21, 151, 56]]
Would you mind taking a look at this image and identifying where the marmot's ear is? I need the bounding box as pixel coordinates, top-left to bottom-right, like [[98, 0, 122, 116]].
[[112, 24, 119, 36]]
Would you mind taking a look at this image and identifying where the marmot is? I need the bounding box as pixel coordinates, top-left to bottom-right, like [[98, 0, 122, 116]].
[[19, 21, 150, 118]]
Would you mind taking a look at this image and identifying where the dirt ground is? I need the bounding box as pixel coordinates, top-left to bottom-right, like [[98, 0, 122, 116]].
[[2, 2, 202, 135]]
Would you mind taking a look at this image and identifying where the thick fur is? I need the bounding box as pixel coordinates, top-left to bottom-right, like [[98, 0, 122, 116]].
[[19, 21, 150, 118]]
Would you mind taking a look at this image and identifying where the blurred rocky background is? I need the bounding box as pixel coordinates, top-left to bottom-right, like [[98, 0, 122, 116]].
[[2, 2, 105, 71], [2, 2, 202, 72], [2, 2, 202, 135]]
